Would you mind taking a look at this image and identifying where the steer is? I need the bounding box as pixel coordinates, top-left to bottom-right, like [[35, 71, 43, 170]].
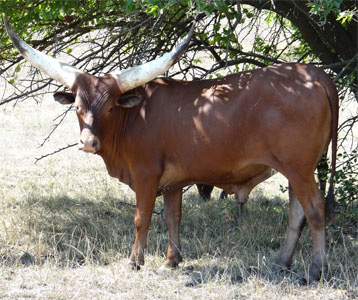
[[4, 16, 338, 283]]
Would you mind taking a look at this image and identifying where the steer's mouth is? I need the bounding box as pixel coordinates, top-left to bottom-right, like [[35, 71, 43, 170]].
[[79, 145, 98, 154]]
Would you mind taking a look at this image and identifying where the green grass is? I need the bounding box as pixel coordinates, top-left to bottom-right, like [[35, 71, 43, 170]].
[[0, 100, 357, 299]]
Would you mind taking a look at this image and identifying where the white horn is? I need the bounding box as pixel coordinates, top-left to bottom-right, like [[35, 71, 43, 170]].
[[3, 14, 83, 90], [111, 23, 195, 93]]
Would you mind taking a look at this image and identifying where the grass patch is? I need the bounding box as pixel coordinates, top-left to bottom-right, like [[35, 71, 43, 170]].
[[0, 101, 357, 299]]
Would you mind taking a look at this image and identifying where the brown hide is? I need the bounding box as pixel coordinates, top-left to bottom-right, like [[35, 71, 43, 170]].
[[57, 63, 338, 283], [92, 64, 332, 192]]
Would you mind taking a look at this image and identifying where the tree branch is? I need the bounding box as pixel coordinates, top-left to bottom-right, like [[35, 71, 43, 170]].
[[35, 143, 78, 164]]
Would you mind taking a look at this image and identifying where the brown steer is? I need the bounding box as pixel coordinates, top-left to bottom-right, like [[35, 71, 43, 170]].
[[4, 16, 338, 283]]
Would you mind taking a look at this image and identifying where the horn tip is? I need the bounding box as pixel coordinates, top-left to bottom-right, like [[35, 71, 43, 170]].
[[170, 24, 195, 64], [3, 14, 12, 33], [189, 22, 196, 35], [3, 15, 28, 55]]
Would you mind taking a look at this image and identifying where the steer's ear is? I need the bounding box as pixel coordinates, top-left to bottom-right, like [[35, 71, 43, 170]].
[[53, 92, 75, 105], [116, 94, 143, 108]]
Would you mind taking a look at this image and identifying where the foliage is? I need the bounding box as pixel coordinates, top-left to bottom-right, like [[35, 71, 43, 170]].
[[0, 0, 357, 220], [307, 0, 344, 20], [335, 150, 358, 223]]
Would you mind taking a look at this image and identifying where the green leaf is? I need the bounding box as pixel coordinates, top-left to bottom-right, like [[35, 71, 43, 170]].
[[146, 5, 159, 15], [125, 0, 135, 12]]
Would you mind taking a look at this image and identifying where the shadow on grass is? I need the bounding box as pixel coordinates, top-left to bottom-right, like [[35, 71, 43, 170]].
[[1, 194, 138, 266], [1, 190, 357, 288], [180, 262, 306, 287], [1, 190, 286, 266]]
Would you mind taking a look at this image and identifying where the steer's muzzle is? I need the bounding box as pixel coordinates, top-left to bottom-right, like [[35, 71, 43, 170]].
[[79, 134, 101, 153]]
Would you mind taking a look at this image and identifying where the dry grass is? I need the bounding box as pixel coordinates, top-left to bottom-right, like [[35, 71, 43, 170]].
[[0, 99, 357, 299]]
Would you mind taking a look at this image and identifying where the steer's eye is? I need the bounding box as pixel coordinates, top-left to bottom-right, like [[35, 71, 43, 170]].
[[108, 107, 113, 113], [76, 106, 83, 115]]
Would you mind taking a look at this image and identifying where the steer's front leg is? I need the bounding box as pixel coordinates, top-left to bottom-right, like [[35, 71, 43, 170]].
[[162, 188, 183, 268], [129, 176, 158, 270]]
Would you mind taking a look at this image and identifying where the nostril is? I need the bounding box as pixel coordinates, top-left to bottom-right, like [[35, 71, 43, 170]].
[[78, 135, 100, 152], [92, 139, 98, 148]]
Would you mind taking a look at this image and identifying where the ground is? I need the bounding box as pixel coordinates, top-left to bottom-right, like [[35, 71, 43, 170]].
[[0, 99, 357, 299]]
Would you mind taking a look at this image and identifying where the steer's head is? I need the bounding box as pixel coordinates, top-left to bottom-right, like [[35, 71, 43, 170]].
[[3, 15, 193, 154], [52, 74, 132, 154]]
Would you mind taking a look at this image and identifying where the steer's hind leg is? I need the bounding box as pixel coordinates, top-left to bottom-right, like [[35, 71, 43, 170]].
[[275, 184, 306, 270], [162, 188, 183, 268], [285, 175, 326, 283]]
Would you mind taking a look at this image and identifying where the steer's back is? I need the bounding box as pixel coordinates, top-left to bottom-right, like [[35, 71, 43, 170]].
[[132, 63, 333, 188]]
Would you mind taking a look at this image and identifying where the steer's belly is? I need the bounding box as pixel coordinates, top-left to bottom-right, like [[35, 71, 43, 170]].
[[158, 159, 269, 194]]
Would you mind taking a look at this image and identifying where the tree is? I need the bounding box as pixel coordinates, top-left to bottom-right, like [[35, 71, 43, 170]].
[[0, 0, 357, 220]]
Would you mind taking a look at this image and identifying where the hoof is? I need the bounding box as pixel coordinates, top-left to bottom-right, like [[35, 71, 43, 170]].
[[299, 273, 321, 285], [273, 258, 291, 273], [273, 263, 290, 273], [161, 258, 181, 270], [299, 277, 309, 285], [129, 260, 143, 271]]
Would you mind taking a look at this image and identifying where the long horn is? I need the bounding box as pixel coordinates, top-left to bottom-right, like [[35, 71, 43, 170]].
[[3, 14, 82, 90], [112, 23, 195, 93]]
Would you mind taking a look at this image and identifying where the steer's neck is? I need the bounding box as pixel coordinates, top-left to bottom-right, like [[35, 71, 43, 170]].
[[97, 106, 141, 191]]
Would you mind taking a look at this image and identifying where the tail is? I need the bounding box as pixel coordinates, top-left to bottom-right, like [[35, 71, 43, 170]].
[[321, 73, 339, 223]]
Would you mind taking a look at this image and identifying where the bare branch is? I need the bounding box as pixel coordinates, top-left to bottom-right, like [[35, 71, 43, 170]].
[[35, 143, 78, 164], [38, 105, 73, 148]]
